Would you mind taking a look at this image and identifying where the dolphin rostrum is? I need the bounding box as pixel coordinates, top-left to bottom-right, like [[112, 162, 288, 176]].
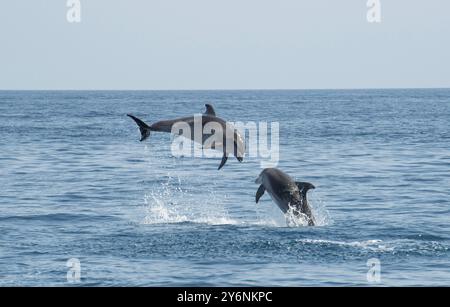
[[127, 104, 245, 170], [255, 168, 316, 226]]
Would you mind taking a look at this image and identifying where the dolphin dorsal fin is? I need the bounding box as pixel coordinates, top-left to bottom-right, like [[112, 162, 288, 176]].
[[204, 104, 216, 116], [256, 184, 266, 203]]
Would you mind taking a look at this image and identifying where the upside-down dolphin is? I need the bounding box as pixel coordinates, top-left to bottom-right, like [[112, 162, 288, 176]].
[[255, 168, 316, 226], [127, 104, 245, 170]]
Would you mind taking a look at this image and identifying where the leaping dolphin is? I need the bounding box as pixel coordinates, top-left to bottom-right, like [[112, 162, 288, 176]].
[[127, 104, 245, 170], [255, 168, 316, 226]]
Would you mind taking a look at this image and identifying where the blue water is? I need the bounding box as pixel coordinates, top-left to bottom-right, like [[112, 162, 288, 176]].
[[1, 89, 449, 286]]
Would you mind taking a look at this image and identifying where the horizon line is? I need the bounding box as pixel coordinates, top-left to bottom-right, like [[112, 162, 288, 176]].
[[1, 86, 450, 91]]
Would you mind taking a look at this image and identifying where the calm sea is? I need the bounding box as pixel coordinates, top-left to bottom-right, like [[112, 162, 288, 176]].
[[0, 89, 449, 286]]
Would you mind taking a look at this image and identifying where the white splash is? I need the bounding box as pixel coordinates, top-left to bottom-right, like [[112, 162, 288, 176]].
[[285, 208, 311, 227], [142, 175, 237, 226], [308, 191, 332, 227], [141, 173, 332, 228], [255, 190, 332, 227]]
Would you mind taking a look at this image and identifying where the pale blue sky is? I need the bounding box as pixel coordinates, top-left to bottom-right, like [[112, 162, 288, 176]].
[[1, 0, 449, 90]]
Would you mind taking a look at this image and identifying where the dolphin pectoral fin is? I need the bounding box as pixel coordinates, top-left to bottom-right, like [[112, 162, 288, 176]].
[[204, 104, 216, 116], [217, 153, 228, 170], [256, 184, 266, 203], [295, 181, 315, 197], [295, 182, 304, 189], [127, 114, 151, 142]]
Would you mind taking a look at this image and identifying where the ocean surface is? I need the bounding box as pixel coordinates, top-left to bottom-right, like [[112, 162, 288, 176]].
[[0, 89, 449, 286]]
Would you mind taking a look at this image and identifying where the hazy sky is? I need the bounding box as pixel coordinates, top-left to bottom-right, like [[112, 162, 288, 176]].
[[1, 0, 449, 90]]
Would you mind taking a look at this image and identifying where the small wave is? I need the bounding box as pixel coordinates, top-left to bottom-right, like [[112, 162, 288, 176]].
[[0, 213, 115, 223], [249, 219, 282, 228], [297, 238, 393, 252], [295, 238, 449, 256]]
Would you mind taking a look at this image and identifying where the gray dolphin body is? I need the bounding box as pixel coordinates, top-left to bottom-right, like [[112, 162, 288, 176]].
[[127, 104, 245, 170], [255, 168, 316, 226]]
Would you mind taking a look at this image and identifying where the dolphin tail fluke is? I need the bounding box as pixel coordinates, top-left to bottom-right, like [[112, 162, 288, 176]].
[[127, 114, 151, 142], [218, 154, 228, 170]]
